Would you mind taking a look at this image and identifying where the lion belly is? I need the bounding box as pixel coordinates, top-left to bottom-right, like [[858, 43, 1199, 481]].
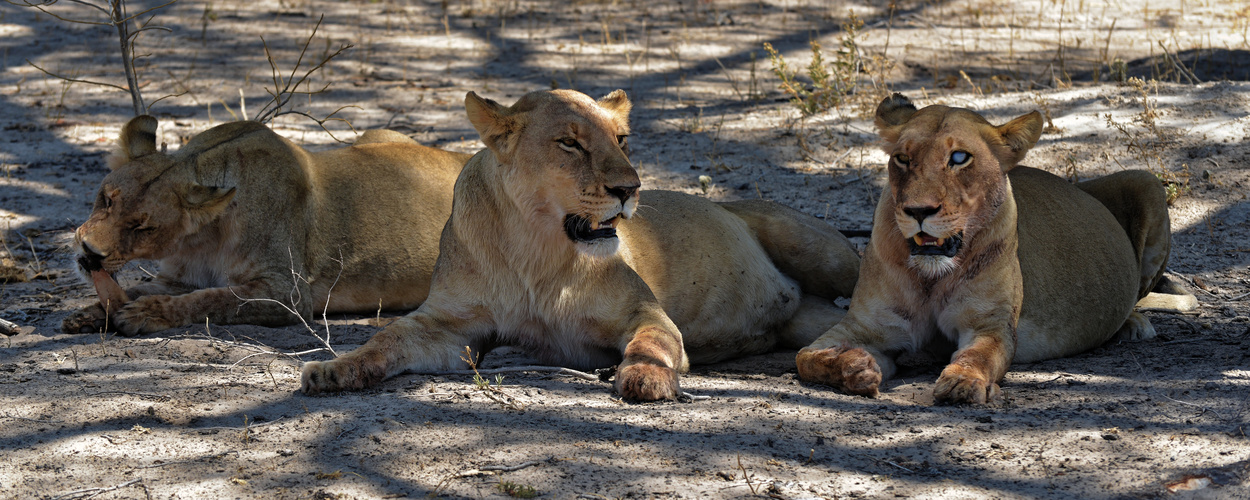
[[1010, 167, 1140, 362], [618, 190, 802, 364]]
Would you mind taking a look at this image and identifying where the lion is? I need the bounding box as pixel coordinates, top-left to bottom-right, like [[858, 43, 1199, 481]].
[[300, 89, 861, 401], [795, 93, 1197, 404], [61, 116, 469, 336]]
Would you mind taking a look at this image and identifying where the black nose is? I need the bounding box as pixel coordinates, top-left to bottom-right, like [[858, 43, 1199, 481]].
[[903, 205, 941, 223], [605, 184, 639, 205]]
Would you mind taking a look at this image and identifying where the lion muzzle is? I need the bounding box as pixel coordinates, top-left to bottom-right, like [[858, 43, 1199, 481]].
[[563, 214, 622, 242], [908, 232, 963, 257]]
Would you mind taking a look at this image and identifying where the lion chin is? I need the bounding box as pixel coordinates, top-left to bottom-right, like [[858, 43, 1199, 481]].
[[904, 230, 963, 277]]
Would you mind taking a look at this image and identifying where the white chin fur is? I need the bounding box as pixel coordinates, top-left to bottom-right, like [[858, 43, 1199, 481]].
[[908, 255, 957, 278], [576, 237, 620, 258]]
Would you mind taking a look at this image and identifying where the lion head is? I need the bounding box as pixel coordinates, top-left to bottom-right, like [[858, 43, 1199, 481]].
[[464, 89, 640, 258], [874, 94, 1043, 277], [74, 116, 238, 276]]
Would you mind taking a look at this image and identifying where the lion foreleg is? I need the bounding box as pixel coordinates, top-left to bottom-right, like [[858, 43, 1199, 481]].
[[301, 311, 482, 394], [934, 329, 1014, 404], [614, 319, 686, 402], [795, 313, 904, 397], [109, 278, 308, 336], [62, 278, 198, 334]]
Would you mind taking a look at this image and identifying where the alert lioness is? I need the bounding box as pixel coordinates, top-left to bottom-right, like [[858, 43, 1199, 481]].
[[301, 89, 861, 401], [62, 116, 468, 336], [796, 94, 1195, 404]]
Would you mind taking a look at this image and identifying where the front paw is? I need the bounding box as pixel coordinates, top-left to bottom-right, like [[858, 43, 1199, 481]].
[[62, 303, 110, 334], [934, 363, 1001, 404], [614, 362, 679, 402], [301, 358, 386, 395], [112, 296, 179, 336], [796, 346, 881, 397]]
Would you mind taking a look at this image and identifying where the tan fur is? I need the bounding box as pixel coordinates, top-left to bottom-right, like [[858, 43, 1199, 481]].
[[796, 94, 1195, 404], [62, 117, 468, 336], [301, 90, 861, 401]]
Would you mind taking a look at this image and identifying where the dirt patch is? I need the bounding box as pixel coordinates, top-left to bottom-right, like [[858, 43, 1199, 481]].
[[1, 0, 1248, 498]]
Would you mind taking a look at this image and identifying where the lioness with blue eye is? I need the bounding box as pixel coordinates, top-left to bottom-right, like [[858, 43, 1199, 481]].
[[301, 89, 861, 401], [796, 94, 1194, 404]]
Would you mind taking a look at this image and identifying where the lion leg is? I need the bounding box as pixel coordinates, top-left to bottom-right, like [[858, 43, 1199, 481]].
[[1075, 170, 1171, 299], [62, 279, 196, 334], [108, 277, 310, 336], [776, 295, 847, 349], [614, 319, 686, 402], [719, 200, 860, 300], [301, 309, 484, 395], [795, 317, 899, 397], [934, 330, 1013, 404]]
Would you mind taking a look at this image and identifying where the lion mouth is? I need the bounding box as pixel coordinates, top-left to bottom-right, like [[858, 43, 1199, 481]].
[[908, 231, 963, 257], [563, 214, 621, 243]]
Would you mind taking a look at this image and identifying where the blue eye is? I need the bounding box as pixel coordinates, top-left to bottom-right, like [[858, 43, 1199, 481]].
[[949, 151, 971, 166]]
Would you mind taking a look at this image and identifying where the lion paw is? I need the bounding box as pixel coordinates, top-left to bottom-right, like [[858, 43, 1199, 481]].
[[1114, 311, 1157, 341], [796, 346, 881, 397], [301, 358, 385, 395], [934, 363, 1001, 404], [614, 362, 679, 402], [111, 296, 179, 336], [62, 303, 110, 334]]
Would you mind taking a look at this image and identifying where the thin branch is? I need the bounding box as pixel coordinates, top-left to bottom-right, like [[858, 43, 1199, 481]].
[[51, 478, 142, 500], [26, 60, 129, 93], [418, 365, 599, 381]]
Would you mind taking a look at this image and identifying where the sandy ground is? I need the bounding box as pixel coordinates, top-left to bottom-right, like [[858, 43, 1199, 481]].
[[1, 0, 1248, 498]]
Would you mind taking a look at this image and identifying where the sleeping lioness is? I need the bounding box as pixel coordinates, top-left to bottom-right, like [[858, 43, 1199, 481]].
[[796, 94, 1196, 404], [62, 116, 468, 336], [300, 89, 861, 401]]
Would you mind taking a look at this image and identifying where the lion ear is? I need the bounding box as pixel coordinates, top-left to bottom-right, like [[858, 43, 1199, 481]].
[[994, 111, 1044, 169], [873, 93, 917, 144], [597, 90, 632, 125], [110, 115, 160, 170], [465, 91, 523, 158], [179, 183, 236, 222]]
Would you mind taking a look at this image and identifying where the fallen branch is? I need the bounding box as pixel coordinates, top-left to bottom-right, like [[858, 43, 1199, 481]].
[[0, 317, 20, 336], [133, 450, 238, 469], [51, 478, 143, 500], [418, 365, 598, 381]]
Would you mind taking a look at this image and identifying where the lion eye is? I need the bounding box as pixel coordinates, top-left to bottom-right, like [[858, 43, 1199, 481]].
[[616, 135, 628, 148], [557, 137, 581, 150], [949, 151, 971, 167], [893, 153, 911, 166]]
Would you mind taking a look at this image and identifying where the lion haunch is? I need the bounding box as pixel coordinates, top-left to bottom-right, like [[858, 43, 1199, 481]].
[[62, 116, 468, 336], [796, 93, 1196, 404], [300, 89, 862, 401]]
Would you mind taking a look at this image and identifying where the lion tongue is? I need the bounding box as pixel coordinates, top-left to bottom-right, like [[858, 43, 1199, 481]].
[[90, 269, 129, 314]]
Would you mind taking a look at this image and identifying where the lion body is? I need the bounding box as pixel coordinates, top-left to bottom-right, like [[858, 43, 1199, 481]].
[[301, 90, 860, 400], [63, 118, 467, 335], [796, 94, 1192, 404]]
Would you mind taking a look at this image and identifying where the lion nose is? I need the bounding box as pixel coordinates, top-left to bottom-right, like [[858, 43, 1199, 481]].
[[605, 184, 639, 205], [903, 205, 941, 223]]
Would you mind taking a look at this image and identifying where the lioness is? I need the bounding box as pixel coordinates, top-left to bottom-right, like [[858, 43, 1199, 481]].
[[62, 116, 468, 336], [796, 94, 1195, 404], [300, 89, 861, 400]]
